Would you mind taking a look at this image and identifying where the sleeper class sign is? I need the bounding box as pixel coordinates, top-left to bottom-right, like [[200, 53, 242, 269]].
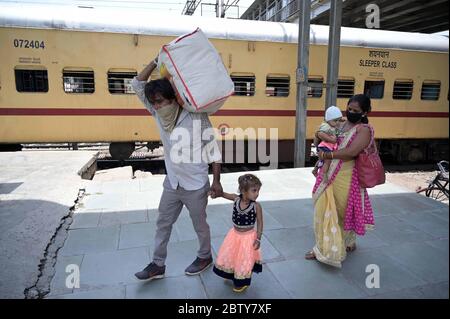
[[359, 50, 397, 69]]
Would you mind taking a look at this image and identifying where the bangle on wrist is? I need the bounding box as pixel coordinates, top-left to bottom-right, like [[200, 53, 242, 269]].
[[331, 152, 334, 160]]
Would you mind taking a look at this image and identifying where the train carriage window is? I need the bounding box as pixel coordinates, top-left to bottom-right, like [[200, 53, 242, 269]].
[[308, 77, 323, 98], [15, 68, 48, 92], [230, 73, 255, 96], [108, 70, 138, 94], [337, 78, 355, 98], [63, 68, 95, 93], [266, 74, 289, 97], [393, 80, 413, 100], [421, 81, 441, 100], [364, 80, 385, 99]]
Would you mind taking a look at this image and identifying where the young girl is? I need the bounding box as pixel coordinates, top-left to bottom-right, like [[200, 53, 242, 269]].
[[312, 105, 343, 180], [212, 173, 263, 293]]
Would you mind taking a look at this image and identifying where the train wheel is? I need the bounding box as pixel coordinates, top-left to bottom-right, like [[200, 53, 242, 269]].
[[109, 142, 135, 160]]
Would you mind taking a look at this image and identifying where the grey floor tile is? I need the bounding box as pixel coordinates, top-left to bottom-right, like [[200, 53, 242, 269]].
[[126, 191, 155, 208], [425, 239, 449, 254], [381, 242, 449, 284], [264, 227, 315, 259], [416, 281, 449, 299], [139, 177, 166, 193], [211, 235, 226, 256], [70, 212, 101, 229], [405, 194, 449, 210], [429, 208, 449, 222], [372, 216, 434, 245], [342, 249, 426, 296], [370, 288, 424, 299], [173, 216, 198, 242], [83, 182, 102, 196], [49, 285, 126, 299], [259, 235, 283, 262], [74, 207, 103, 215], [156, 239, 208, 277], [48, 255, 84, 296], [200, 262, 290, 299], [264, 205, 313, 229], [355, 230, 390, 251], [395, 210, 449, 239], [147, 209, 160, 222], [258, 211, 284, 230], [370, 197, 399, 217], [99, 208, 148, 227], [376, 194, 439, 214], [119, 222, 178, 250], [370, 282, 449, 299], [60, 226, 120, 256], [102, 180, 140, 194], [126, 275, 206, 299], [267, 257, 366, 298], [207, 214, 234, 237], [44, 168, 450, 299], [79, 247, 149, 288], [81, 193, 127, 210]]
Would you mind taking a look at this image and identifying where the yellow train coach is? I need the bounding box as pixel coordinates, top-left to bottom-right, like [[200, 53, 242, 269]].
[[0, 3, 448, 162]]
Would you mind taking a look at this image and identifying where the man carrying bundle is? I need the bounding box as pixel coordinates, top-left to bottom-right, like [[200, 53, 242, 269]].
[[132, 55, 223, 281]]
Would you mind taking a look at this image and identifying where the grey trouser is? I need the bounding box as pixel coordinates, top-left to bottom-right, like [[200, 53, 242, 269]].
[[152, 180, 211, 266]]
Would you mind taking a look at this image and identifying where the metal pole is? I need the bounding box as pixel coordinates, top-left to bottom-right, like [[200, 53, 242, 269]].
[[294, 0, 310, 168], [216, 0, 224, 18], [325, 0, 342, 109]]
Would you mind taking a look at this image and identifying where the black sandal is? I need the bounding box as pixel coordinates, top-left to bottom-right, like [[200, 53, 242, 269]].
[[305, 251, 316, 260], [346, 244, 356, 252]]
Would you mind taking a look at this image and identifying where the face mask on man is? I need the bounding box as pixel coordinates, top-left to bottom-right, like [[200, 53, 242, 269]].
[[156, 102, 181, 132], [346, 111, 364, 124]]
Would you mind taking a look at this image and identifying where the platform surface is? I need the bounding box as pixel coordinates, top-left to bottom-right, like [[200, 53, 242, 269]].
[[0, 151, 448, 299], [0, 151, 97, 298]]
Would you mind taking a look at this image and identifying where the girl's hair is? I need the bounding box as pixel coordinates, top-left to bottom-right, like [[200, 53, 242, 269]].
[[238, 174, 262, 193], [347, 94, 371, 124]]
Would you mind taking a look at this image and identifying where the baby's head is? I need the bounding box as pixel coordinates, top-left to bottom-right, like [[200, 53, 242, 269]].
[[325, 105, 343, 127], [238, 174, 262, 201]]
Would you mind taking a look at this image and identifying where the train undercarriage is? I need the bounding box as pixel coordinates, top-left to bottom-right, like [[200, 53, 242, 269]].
[[1, 138, 448, 164]]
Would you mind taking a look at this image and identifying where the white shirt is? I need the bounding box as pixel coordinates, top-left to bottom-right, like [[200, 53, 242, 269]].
[[131, 77, 222, 191]]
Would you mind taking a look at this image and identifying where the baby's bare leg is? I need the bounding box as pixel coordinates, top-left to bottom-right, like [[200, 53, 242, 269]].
[[322, 159, 331, 181], [312, 160, 320, 177]]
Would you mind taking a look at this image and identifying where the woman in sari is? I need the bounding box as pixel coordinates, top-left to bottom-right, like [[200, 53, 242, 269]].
[[305, 94, 375, 268]]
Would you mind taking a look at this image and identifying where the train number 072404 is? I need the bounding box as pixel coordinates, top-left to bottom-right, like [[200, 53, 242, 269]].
[[13, 39, 45, 49]]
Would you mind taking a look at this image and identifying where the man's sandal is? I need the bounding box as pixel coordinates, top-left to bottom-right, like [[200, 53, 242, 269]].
[[304, 251, 316, 260]]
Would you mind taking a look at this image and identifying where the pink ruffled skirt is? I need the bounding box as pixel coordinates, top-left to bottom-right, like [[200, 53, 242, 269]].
[[213, 228, 262, 287]]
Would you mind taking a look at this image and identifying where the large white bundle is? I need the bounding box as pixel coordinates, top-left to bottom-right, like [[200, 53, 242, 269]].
[[158, 28, 234, 114]]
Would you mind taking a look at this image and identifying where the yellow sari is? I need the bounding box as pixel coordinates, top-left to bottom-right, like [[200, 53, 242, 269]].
[[312, 127, 357, 268]]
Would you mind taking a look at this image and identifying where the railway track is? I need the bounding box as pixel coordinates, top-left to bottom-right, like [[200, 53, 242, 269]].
[[96, 154, 436, 174], [15, 143, 439, 174]]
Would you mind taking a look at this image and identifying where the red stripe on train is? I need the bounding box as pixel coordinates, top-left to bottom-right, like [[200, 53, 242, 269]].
[[0, 108, 448, 118]]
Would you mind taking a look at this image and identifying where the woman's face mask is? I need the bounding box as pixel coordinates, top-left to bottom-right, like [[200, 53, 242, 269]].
[[346, 110, 364, 123], [346, 101, 366, 124]]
